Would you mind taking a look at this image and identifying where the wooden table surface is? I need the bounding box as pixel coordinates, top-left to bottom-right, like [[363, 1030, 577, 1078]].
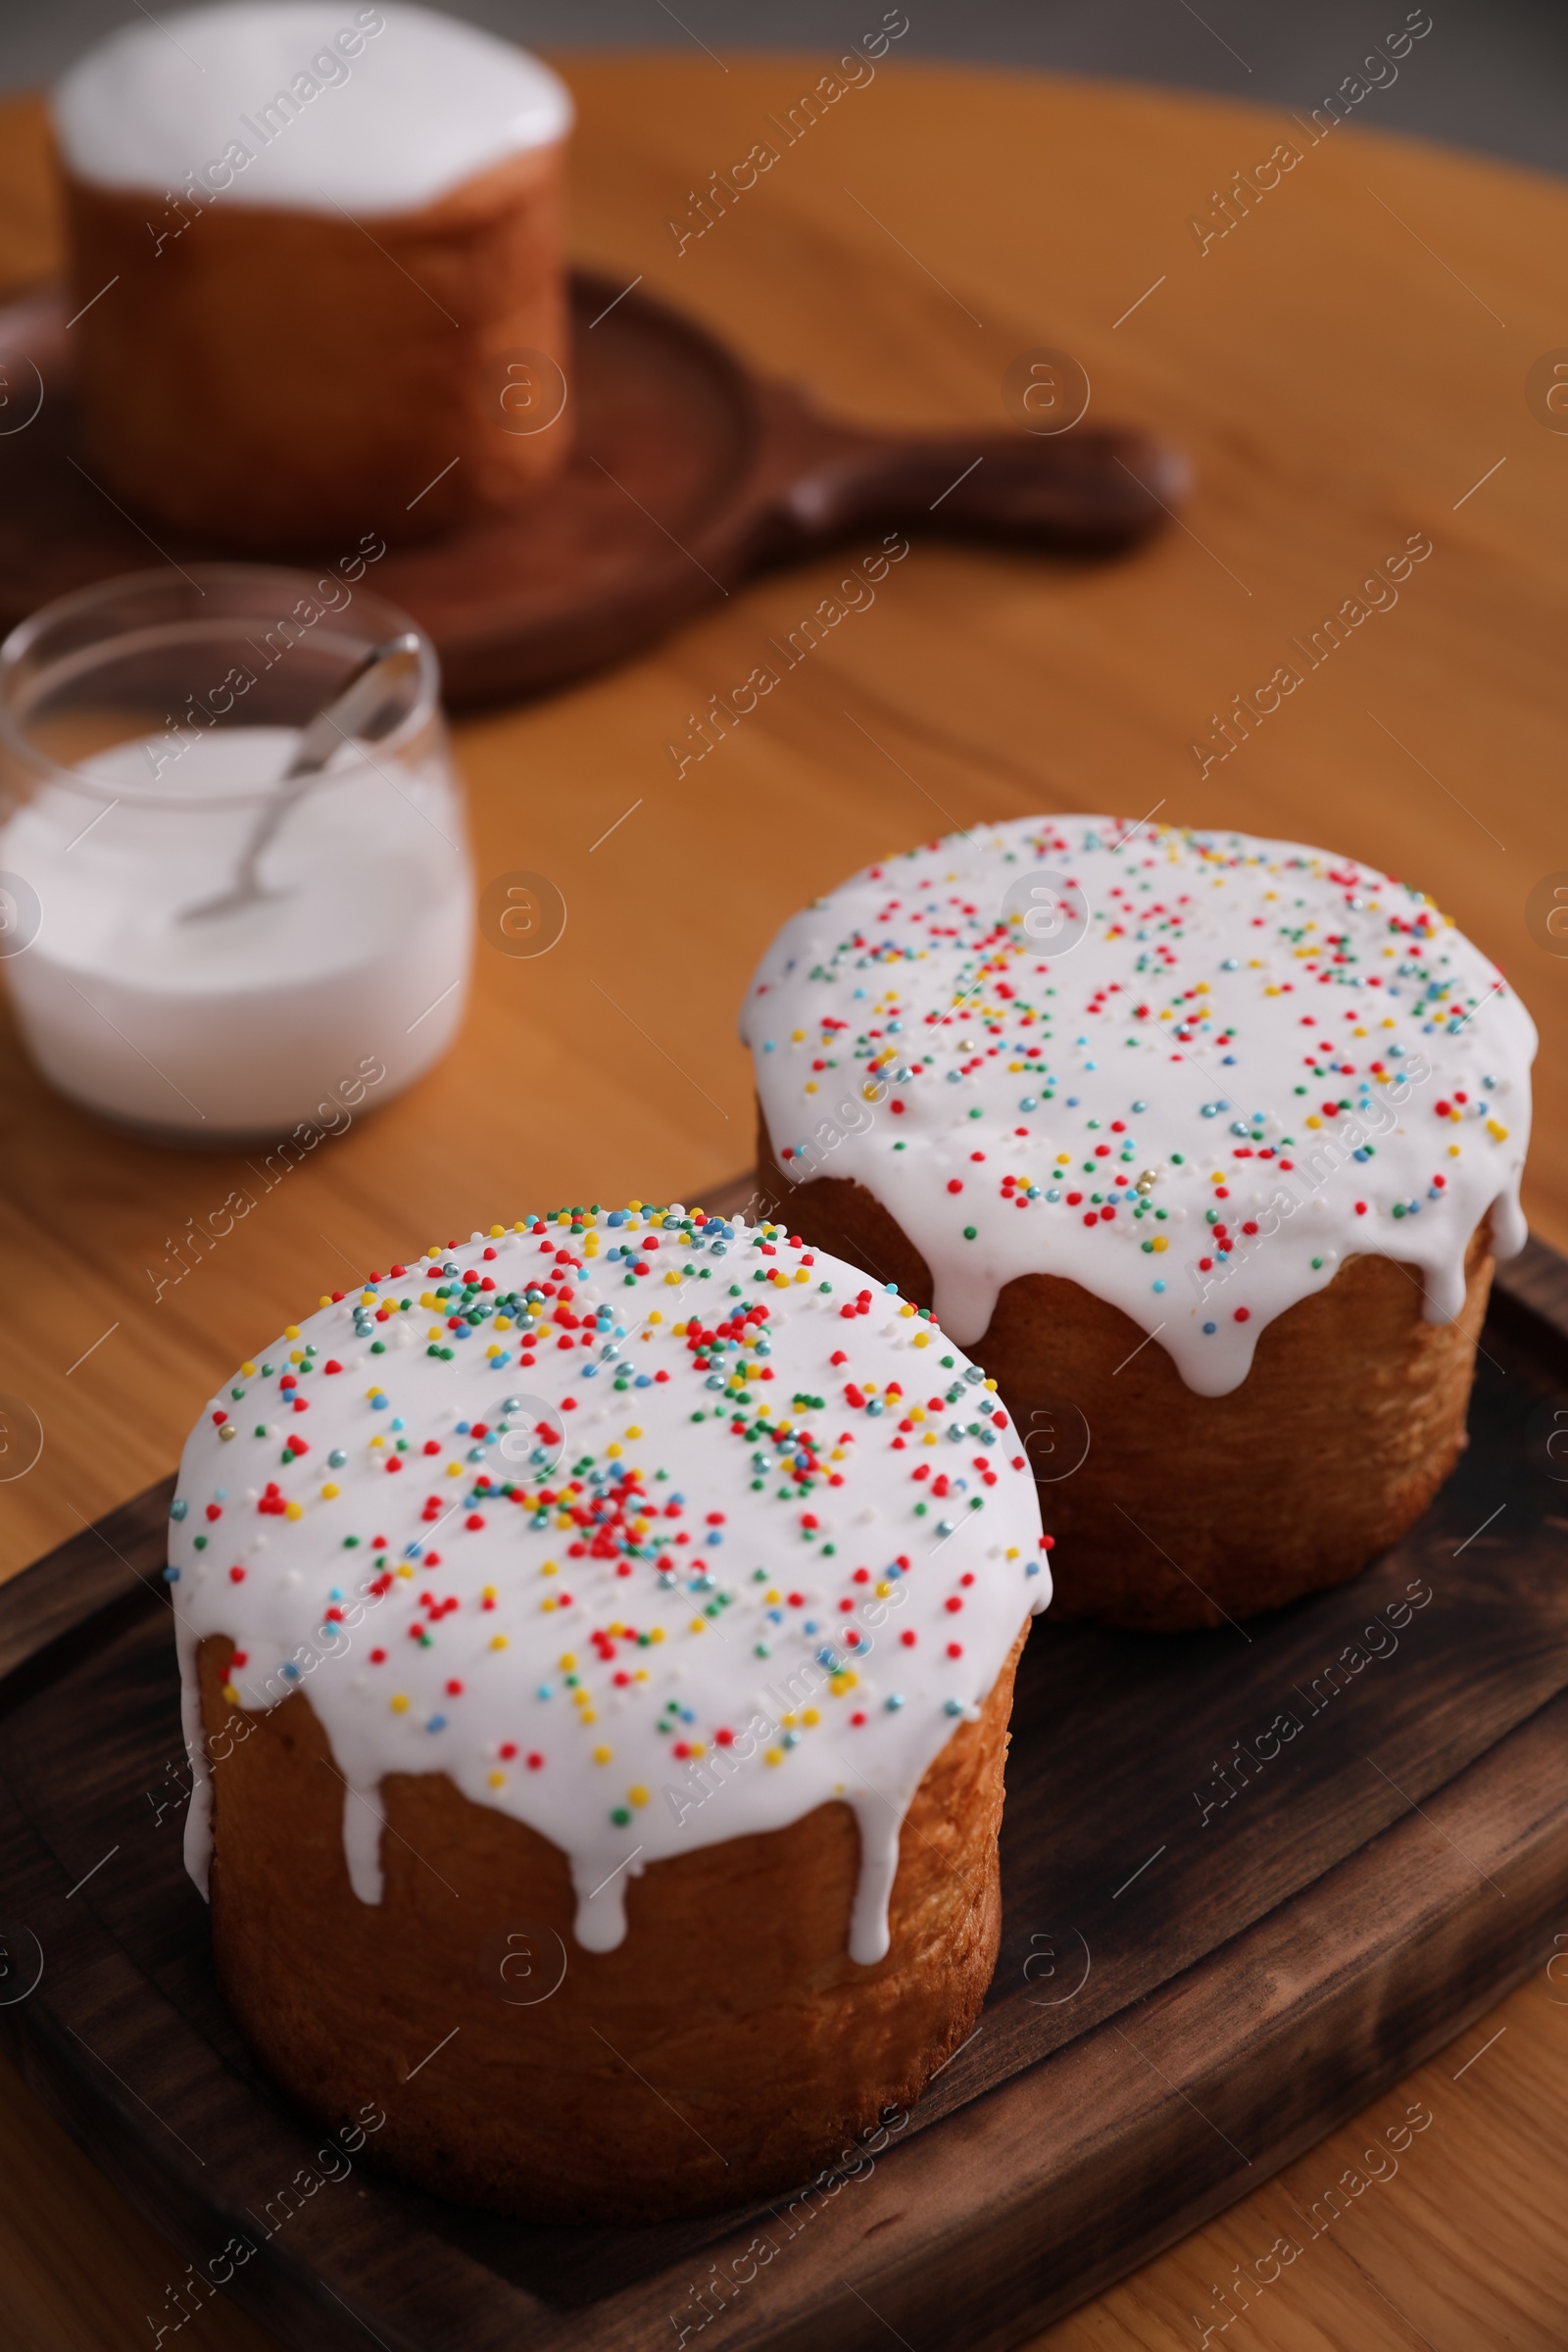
[[1, 50, 1565, 2352]]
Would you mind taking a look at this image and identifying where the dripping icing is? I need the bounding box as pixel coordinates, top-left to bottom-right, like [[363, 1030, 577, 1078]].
[[742, 816, 1536, 1399], [171, 1208, 1050, 1952], [341, 1780, 386, 1906]]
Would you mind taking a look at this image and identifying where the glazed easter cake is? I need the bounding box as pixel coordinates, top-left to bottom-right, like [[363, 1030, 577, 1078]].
[[171, 1204, 1050, 2220], [55, 3, 574, 544], [743, 816, 1535, 1629]]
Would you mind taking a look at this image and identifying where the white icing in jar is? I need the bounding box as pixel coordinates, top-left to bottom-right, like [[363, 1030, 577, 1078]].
[[742, 816, 1536, 1398], [168, 1208, 1050, 1961], [0, 566, 471, 1141], [53, 2, 573, 216]]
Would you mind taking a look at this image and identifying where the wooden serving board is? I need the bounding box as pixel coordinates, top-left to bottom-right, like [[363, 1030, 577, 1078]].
[[0, 274, 1183, 708], [1, 1184, 1566, 2352]]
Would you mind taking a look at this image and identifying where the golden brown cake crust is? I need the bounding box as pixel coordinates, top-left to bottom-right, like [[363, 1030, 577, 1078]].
[[197, 1619, 1029, 2222], [755, 1114, 1493, 1630], [61, 140, 570, 547]]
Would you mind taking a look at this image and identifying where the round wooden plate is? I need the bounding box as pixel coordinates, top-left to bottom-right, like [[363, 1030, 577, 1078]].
[[0, 272, 1186, 707]]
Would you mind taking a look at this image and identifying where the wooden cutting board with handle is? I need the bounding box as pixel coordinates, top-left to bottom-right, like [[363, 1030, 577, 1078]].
[[0, 273, 1185, 705]]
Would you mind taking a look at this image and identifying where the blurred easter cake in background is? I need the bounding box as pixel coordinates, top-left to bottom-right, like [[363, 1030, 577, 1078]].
[[51, 3, 573, 545]]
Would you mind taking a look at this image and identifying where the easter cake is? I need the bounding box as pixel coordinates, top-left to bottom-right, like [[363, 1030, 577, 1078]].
[[742, 817, 1535, 1629], [53, 3, 573, 546], [172, 1203, 1050, 2219]]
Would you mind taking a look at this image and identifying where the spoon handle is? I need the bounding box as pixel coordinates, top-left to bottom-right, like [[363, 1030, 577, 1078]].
[[183, 633, 422, 919], [287, 631, 423, 779]]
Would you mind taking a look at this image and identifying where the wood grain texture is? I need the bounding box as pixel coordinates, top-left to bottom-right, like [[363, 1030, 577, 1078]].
[[0, 47, 1564, 2349]]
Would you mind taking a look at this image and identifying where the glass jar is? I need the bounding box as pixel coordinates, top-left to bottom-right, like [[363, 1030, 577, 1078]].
[[0, 564, 472, 1143]]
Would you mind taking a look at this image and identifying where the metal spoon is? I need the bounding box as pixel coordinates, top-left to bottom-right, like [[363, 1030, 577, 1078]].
[[179, 632, 422, 922]]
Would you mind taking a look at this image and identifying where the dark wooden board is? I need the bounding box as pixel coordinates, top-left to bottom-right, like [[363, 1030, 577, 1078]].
[[0, 276, 1185, 708], [2, 1198, 1567, 2351]]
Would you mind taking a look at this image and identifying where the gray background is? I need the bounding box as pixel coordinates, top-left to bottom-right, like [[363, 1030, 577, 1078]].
[[4, 1, 1564, 178]]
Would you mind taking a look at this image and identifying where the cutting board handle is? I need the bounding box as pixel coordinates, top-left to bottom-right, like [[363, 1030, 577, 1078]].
[[759, 415, 1190, 561]]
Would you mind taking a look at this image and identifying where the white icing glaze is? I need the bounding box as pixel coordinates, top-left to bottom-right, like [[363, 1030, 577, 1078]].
[[54, 4, 572, 217], [741, 817, 1535, 1398], [171, 1206, 1048, 1962]]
